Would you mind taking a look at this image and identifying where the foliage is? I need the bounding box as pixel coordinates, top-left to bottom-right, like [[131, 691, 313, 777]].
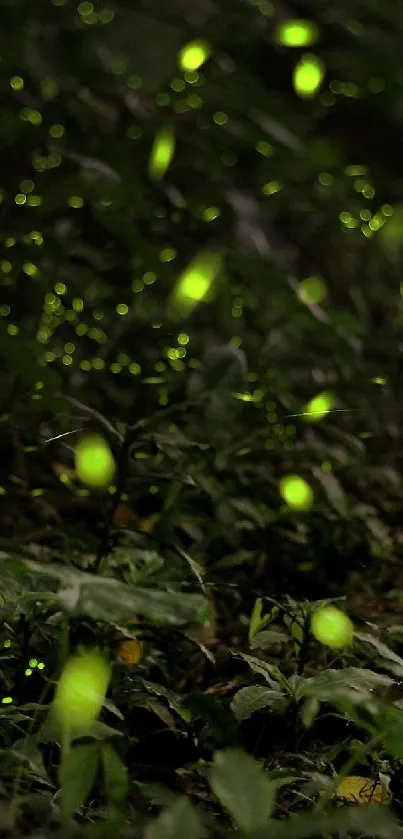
[[2, 0, 403, 836]]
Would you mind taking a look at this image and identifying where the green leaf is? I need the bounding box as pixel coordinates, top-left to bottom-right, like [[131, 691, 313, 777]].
[[250, 805, 402, 839], [209, 748, 275, 831], [101, 743, 128, 813], [9, 558, 207, 626], [312, 466, 349, 516], [250, 630, 290, 649], [355, 631, 403, 678], [181, 693, 239, 745], [145, 797, 204, 839], [58, 743, 99, 823], [231, 686, 286, 721], [299, 667, 394, 705], [84, 817, 124, 839], [188, 344, 248, 423], [249, 597, 263, 641]]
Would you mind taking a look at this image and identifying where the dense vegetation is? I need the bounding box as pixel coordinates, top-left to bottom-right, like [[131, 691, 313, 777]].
[[2, 0, 403, 837]]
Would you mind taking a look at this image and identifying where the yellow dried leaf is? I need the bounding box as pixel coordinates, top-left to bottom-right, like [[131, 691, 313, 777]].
[[321, 776, 392, 806], [116, 639, 144, 666]]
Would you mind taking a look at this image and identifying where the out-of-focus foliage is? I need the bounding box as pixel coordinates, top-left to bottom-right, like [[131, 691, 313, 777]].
[[3, 0, 403, 836]]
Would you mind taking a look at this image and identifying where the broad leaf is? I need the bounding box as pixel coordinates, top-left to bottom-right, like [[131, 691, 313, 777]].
[[231, 685, 287, 721], [209, 748, 275, 832], [59, 743, 99, 823], [8, 557, 207, 626], [145, 797, 204, 839], [101, 743, 128, 813]]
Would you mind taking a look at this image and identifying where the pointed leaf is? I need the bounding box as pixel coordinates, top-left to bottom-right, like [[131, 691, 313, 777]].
[[209, 748, 275, 831], [102, 744, 128, 813], [58, 743, 99, 822], [145, 797, 203, 839], [231, 686, 286, 721]]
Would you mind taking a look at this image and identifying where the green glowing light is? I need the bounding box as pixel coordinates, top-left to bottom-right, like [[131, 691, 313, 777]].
[[171, 251, 222, 315], [149, 125, 175, 180], [10, 75, 24, 90], [303, 391, 335, 422], [75, 434, 116, 488], [262, 180, 282, 196], [202, 206, 220, 222], [293, 54, 325, 98], [178, 41, 210, 72], [275, 19, 319, 47], [279, 475, 313, 510], [311, 605, 354, 649], [53, 650, 111, 734], [297, 276, 327, 305]]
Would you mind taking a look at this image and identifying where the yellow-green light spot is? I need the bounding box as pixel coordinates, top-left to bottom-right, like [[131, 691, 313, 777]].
[[1, 697, 13, 704], [72, 297, 84, 312], [293, 54, 325, 99], [256, 140, 274, 157], [275, 19, 319, 47], [202, 206, 220, 222], [262, 180, 282, 196], [184, 71, 199, 84], [149, 125, 175, 180], [297, 275, 327, 305], [279, 475, 313, 511], [23, 262, 38, 277], [143, 271, 157, 284], [10, 75, 24, 90], [303, 391, 335, 422], [178, 41, 210, 72], [68, 195, 84, 208], [186, 93, 203, 109], [171, 78, 186, 92], [27, 195, 42, 206], [75, 434, 116, 489], [171, 250, 222, 314], [159, 248, 176, 263], [372, 376, 386, 385], [49, 123, 65, 138], [55, 282, 67, 294], [53, 650, 111, 735], [311, 605, 354, 649], [213, 111, 228, 125], [116, 303, 129, 315]]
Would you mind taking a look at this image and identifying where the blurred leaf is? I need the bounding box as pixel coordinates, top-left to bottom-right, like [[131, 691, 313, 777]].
[[230, 686, 286, 721], [145, 797, 204, 839], [2, 555, 207, 626], [188, 344, 248, 423], [250, 806, 402, 839], [312, 466, 349, 516], [58, 743, 99, 823], [209, 748, 275, 830], [101, 743, 129, 814], [250, 630, 290, 649]]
